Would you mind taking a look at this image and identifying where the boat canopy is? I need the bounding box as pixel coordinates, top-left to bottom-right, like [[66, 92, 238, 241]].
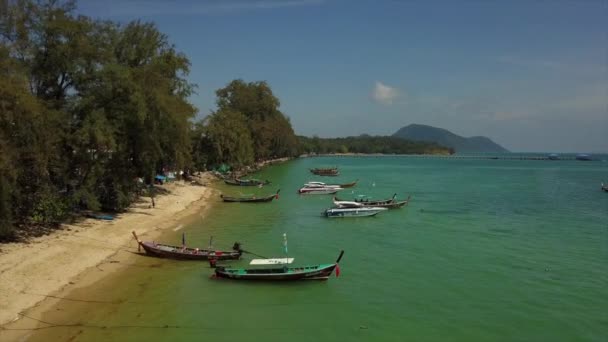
[[250, 258, 294, 265]]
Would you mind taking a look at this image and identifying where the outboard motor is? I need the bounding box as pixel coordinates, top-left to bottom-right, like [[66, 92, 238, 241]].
[[209, 258, 217, 268]]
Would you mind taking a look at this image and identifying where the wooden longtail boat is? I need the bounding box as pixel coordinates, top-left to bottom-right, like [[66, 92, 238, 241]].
[[309, 168, 339, 176], [333, 194, 411, 209], [224, 178, 270, 186], [132, 231, 242, 261], [221, 189, 280, 203], [324, 207, 387, 218], [212, 251, 344, 281]]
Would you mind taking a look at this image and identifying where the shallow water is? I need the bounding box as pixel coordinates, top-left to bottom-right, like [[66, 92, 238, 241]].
[[12, 157, 608, 341]]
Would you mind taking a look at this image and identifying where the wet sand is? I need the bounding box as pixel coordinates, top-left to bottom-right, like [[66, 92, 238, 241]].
[[0, 173, 219, 339]]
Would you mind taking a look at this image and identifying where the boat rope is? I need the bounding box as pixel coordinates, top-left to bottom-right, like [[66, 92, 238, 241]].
[[239, 249, 269, 259]]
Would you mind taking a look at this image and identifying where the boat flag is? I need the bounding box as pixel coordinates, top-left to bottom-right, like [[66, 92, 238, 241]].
[[283, 233, 288, 254], [335, 264, 340, 278]]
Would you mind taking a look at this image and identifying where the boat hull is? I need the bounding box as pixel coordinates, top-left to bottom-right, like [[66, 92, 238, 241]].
[[324, 208, 386, 217], [298, 188, 339, 195], [214, 263, 337, 281], [139, 242, 241, 261]]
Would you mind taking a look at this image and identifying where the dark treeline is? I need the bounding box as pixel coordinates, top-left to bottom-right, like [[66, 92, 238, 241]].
[[0, 1, 446, 241], [299, 135, 453, 155], [0, 0, 299, 240]]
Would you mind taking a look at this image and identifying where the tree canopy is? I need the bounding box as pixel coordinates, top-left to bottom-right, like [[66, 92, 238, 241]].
[[0, 0, 195, 240]]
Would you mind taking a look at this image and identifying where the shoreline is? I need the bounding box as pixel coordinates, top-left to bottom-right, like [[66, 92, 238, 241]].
[[0, 173, 219, 329]]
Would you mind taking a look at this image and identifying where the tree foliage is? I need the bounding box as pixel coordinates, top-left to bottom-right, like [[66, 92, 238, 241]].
[[0, 0, 195, 240], [298, 135, 453, 155], [214, 80, 299, 161]]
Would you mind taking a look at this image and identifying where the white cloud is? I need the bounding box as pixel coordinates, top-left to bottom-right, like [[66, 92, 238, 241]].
[[372, 81, 399, 105]]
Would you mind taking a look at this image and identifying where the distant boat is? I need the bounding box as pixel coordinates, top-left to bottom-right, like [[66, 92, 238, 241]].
[[212, 251, 344, 281], [323, 207, 387, 218], [602, 183, 608, 192], [304, 179, 358, 188], [221, 189, 280, 203], [224, 178, 270, 186], [298, 186, 341, 195], [333, 194, 411, 209], [576, 154, 592, 161], [548, 153, 560, 160], [132, 231, 242, 261], [309, 167, 339, 176]]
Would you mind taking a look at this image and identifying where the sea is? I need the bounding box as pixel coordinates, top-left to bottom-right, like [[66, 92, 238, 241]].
[[11, 156, 608, 341]]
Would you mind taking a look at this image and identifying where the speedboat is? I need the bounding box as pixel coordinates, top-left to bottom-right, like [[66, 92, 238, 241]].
[[299, 186, 341, 195], [323, 207, 387, 218]]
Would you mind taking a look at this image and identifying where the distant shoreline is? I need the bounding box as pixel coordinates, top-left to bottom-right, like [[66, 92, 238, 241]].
[[301, 153, 605, 161]]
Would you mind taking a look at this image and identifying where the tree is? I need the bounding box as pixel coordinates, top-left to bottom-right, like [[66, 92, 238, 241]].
[[203, 109, 254, 168], [215, 79, 298, 160]]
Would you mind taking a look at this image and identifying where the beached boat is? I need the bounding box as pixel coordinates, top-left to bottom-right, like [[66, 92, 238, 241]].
[[304, 180, 358, 188], [224, 178, 270, 186], [298, 186, 341, 195], [212, 251, 344, 281], [309, 167, 339, 176], [324, 207, 387, 218], [132, 231, 242, 261], [221, 189, 280, 203], [602, 183, 608, 192], [333, 194, 411, 209]]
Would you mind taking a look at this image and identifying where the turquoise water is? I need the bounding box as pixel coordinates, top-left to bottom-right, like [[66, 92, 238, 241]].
[[16, 157, 608, 341]]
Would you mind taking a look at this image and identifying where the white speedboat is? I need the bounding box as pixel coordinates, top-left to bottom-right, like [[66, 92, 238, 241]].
[[304, 181, 341, 188], [323, 207, 387, 218], [299, 186, 341, 195], [332, 199, 364, 208]]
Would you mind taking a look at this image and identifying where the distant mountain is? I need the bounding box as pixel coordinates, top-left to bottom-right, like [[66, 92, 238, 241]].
[[392, 124, 509, 153]]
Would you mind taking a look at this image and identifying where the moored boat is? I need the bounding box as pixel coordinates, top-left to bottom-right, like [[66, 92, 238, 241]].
[[334, 194, 411, 209], [309, 167, 339, 176], [304, 179, 358, 188], [221, 189, 280, 203], [323, 207, 387, 218], [212, 251, 344, 281], [298, 186, 341, 195], [132, 231, 242, 261], [224, 178, 270, 186]]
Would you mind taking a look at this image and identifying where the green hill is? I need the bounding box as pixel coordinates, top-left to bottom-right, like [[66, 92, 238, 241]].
[[392, 124, 509, 153]]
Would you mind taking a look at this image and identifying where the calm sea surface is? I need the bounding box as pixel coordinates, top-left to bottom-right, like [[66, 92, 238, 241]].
[[18, 157, 608, 341]]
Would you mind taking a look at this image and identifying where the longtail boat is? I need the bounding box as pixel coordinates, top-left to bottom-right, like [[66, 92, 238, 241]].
[[212, 251, 344, 281], [324, 207, 387, 218], [334, 194, 411, 209], [309, 167, 339, 176], [602, 183, 608, 192], [224, 178, 270, 186], [132, 231, 242, 261], [221, 189, 280, 203]]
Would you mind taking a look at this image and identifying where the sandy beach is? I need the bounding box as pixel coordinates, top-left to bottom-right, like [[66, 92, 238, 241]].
[[0, 173, 219, 328]]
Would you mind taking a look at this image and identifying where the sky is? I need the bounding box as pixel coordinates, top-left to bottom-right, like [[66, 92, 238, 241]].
[[76, 0, 608, 152]]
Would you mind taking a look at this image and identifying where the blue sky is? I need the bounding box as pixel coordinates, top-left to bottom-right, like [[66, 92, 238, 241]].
[[77, 0, 607, 152]]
